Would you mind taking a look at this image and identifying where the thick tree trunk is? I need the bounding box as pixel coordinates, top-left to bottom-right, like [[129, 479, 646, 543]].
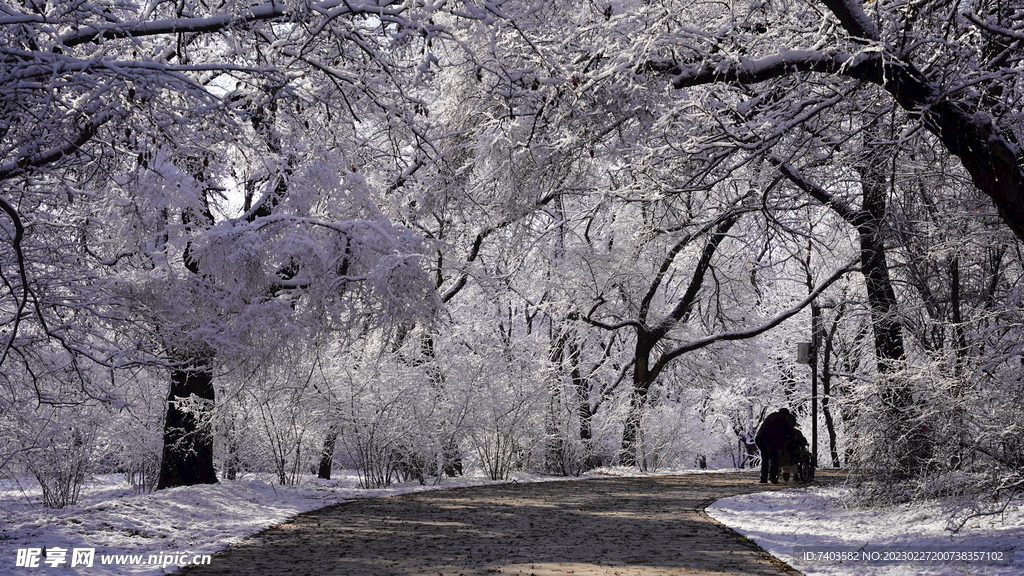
[[545, 323, 570, 475], [576, 381, 601, 470], [619, 388, 649, 468], [544, 379, 567, 475], [570, 349, 597, 444], [547, 325, 600, 473], [157, 362, 218, 489], [858, 154, 930, 478], [156, 159, 219, 491], [317, 427, 338, 480], [779, 145, 924, 475], [618, 215, 739, 468], [418, 332, 464, 477], [859, 218, 913, 388], [620, 337, 655, 467], [857, 171, 906, 372], [821, 309, 843, 469]]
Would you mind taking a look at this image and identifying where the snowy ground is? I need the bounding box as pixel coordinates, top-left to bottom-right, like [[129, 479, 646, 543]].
[[2, 468, 1022, 575], [707, 481, 1024, 576], [0, 469, 564, 575]]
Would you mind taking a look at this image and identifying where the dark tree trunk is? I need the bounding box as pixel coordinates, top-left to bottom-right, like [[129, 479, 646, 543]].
[[778, 144, 925, 476], [857, 165, 907, 373], [544, 380, 566, 475], [157, 157, 219, 491], [545, 323, 570, 475], [618, 215, 740, 467], [821, 308, 843, 468], [575, 369, 602, 470], [620, 337, 655, 467], [858, 157, 931, 478], [419, 331, 463, 477], [157, 362, 218, 489], [317, 427, 338, 480], [570, 351, 596, 442], [547, 322, 600, 473]]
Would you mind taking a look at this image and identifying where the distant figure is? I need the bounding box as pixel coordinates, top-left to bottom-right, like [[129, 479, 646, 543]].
[[755, 408, 798, 484]]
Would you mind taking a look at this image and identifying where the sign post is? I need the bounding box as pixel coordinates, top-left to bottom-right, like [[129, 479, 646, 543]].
[[796, 302, 822, 467]]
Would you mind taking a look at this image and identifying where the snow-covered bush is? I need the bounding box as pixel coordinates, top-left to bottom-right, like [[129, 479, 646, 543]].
[[108, 414, 163, 494], [332, 354, 430, 489], [466, 363, 545, 481], [22, 420, 98, 509], [542, 391, 593, 477]]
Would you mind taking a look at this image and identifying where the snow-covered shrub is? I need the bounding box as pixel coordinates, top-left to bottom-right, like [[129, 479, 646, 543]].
[[124, 452, 161, 494], [251, 387, 323, 486], [463, 351, 545, 481], [333, 357, 427, 489], [635, 398, 703, 472], [541, 373, 597, 477], [341, 418, 402, 488], [23, 422, 97, 508], [394, 381, 473, 484], [109, 416, 163, 493]]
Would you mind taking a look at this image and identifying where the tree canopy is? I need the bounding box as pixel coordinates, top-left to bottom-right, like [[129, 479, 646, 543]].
[[3, 0, 1024, 498]]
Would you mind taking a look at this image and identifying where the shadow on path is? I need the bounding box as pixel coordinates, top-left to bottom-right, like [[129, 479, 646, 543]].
[[177, 471, 818, 576]]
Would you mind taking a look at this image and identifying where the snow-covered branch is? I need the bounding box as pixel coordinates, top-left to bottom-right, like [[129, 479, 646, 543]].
[[59, 2, 288, 47], [819, 0, 879, 41], [659, 49, 1024, 242], [649, 258, 859, 381], [58, 1, 406, 47], [662, 50, 878, 89], [962, 12, 1024, 42], [771, 159, 867, 228], [439, 192, 561, 304], [0, 111, 115, 181]]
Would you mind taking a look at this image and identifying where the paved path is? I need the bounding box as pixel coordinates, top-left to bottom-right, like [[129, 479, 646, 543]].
[[178, 471, 810, 576]]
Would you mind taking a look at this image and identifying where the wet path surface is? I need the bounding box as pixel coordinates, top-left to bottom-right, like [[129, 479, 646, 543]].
[[177, 471, 810, 576]]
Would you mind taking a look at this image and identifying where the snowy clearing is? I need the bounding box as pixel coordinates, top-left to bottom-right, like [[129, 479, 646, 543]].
[[1, 468, 650, 575], [707, 482, 1024, 576], [3, 470, 1022, 575]]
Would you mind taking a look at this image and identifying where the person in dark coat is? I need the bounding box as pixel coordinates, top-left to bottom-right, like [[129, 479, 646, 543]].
[[755, 408, 798, 484]]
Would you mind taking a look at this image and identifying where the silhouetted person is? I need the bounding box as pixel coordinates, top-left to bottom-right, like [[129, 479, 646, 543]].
[[755, 408, 798, 484]]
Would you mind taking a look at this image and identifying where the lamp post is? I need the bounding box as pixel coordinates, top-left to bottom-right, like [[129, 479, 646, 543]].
[[797, 302, 822, 466]]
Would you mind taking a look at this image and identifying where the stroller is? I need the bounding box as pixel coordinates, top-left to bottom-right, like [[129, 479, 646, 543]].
[[780, 433, 815, 482]]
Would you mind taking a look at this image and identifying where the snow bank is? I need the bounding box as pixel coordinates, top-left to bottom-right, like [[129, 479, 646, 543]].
[[8, 467, 1020, 576], [707, 484, 1024, 576], [0, 470, 552, 575]]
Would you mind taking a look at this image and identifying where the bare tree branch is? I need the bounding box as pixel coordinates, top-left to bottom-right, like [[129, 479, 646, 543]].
[[771, 159, 868, 228], [648, 258, 859, 382], [58, 1, 405, 47], [0, 196, 28, 366], [658, 49, 1024, 243], [639, 207, 754, 324], [439, 192, 560, 303]]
